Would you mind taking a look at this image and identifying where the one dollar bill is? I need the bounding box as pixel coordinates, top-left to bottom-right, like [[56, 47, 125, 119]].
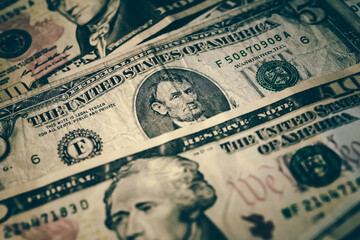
[[0, 0, 359, 189], [0, 64, 360, 239]]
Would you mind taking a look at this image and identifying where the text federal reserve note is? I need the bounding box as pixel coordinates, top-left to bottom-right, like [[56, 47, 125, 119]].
[[0, 64, 360, 239], [0, 0, 359, 189], [0, 0, 220, 102]]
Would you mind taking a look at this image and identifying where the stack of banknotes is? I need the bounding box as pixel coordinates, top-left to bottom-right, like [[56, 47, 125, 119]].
[[0, 0, 359, 239]]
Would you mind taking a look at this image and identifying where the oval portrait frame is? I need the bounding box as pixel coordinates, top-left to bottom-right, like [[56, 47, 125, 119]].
[[134, 67, 232, 138]]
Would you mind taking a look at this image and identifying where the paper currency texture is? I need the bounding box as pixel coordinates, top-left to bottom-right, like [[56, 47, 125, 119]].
[[0, 64, 359, 239], [0, 0, 220, 103], [0, 0, 359, 189]]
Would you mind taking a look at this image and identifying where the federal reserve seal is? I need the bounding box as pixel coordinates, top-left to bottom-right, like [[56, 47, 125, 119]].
[[0, 29, 32, 59], [256, 60, 299, 91], [58, 129, 103, 166], [289, 145, 342, 188]]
